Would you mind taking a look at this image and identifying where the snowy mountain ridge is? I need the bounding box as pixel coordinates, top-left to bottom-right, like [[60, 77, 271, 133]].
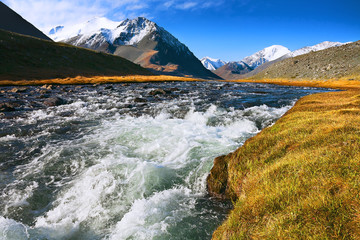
[[286, 41, 349, 57], [49, 17, 120, 41], [48, 16, 220, 79], [241, 45, 291, 69], [203, 42, 350, 73], [201, 57, 227, 71], [203, 45, 290, 71], [49, 17, 187, 53]]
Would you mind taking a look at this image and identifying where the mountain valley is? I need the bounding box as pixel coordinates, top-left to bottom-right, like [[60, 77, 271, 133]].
[[1, 2, 360, 240]]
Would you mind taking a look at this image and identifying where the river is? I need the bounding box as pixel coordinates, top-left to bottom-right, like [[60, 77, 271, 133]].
[[0, 81, 327, 239]]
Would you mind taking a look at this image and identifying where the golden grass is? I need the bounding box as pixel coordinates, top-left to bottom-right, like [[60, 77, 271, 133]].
[[230, 76, 360, 90], [210, 89, 360, 239], [0, 75, 203, 86]]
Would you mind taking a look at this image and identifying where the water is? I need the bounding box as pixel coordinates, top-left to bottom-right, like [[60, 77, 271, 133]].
[[0, 81, 328, 239]]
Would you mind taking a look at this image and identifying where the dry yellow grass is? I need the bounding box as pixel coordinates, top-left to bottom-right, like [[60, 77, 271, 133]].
[[0, 75, 203, 86], [230, 76, 360, 90], [208, 85, 360, 239]]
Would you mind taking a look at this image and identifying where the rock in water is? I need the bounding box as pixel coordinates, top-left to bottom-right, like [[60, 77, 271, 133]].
[[149, 89, 166, 96], [0, 102, 16, 112], [44, 97, 67, 107]]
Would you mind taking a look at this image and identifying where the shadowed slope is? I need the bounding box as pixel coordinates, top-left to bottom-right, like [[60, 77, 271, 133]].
[[0, 29, 153, 81], [0, 2, 51, 41]]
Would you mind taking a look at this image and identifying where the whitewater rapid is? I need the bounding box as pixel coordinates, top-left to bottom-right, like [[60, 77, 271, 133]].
[[0, 82, 327, 239]]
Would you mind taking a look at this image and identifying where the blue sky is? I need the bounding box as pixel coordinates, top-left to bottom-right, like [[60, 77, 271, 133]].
[[3, 0, 360, 61]]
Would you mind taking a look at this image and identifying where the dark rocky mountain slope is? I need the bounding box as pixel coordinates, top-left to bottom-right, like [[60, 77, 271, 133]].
[[0, 2, 52, 41], [53, 17, 221, 79]]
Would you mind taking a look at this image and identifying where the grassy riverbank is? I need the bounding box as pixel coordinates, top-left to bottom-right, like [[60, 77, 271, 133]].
[[0, 75, 201, 86], [208, 82, 360, 239], [231, 77, 360, 90]]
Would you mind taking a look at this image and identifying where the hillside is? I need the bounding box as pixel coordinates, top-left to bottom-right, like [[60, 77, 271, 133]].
[[51, 17, 221, 80], [252, 41, 360, 80], [0, 2, 51, 41], [0, 29, 153, 81]]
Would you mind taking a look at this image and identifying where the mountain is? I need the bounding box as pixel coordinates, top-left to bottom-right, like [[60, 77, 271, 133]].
[[0, 29, 152, 81], [213, 45, 290, 79], [214, 42, 350, 80], [201, 57, 227, 71], [242, 41, 350, 79], [0, 2, 52, 41], [252, 41, 359, 80], [214, 61, 253, 80], [49, 17, 221, 80], [286, 41, 348, 58], [241, 45, 291, 69]]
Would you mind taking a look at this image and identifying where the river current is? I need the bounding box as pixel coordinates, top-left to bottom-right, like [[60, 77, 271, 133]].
[[0, 81, 327, 239]]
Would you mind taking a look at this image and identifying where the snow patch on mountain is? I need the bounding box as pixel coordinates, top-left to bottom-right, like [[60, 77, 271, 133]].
[[108, 17, 158, 45], [49, 17, 121, 42], [241, 45, 291, 69], [201, 57, 227, 70], [287, 41, 349, 57]]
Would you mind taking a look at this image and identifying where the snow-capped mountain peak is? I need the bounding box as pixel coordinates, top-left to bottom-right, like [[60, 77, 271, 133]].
[[47, 16, 220, 79], [48, 16, 163, 46], [241, 45, 291, 69], [201, 57, 227, 71], [48, 16, 186, 50], [49, 17, 121, 42], [288, 41, 349, 57]]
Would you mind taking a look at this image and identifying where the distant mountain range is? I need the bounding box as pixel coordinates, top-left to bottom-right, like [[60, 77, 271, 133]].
[[285, 41, 347, 58], [251, 41, 359, 80], [204, 42, 349, 79], [49, 17, 220, 79], [0, 2, 52, 41], [242, 45, 291, 69], [213, 62, 253, 81], [200, 57, 227, 71]]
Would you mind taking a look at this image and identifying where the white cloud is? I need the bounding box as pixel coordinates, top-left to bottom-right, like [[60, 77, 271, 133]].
[[175, 1, 198, 10], [163, 0, 175, 8], [3, 0, 140, 33], [125, 3, 148, 11], [201, 0, 225, 8], [2, 0, 229, 34]]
